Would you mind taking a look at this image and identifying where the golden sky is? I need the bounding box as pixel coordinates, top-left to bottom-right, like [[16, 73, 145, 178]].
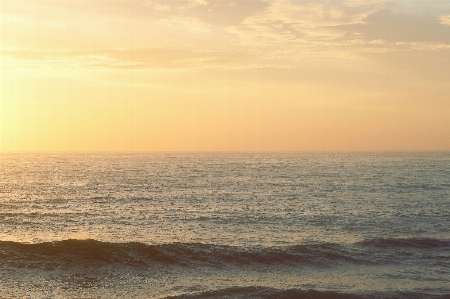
[[1, 0, 449, 151]]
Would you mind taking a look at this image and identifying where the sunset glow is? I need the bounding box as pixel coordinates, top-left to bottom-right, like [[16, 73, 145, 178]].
[[1, 0, 449, 151]]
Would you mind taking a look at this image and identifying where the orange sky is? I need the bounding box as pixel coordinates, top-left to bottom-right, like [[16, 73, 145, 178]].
[[1, 0, 449, 152]]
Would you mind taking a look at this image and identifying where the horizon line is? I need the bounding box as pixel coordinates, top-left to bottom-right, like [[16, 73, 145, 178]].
[[1, 150, 449, 154]]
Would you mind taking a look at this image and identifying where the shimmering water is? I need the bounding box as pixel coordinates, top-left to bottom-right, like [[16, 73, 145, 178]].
[[0, 153, 449, 298]]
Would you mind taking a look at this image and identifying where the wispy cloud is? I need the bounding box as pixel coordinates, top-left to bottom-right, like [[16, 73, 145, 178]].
[[228, 0, 384, 45], [1, 0, 449, 66], [158, 16, 211, 33], [439, 14, 450, 26], [143, 1, 171, 12], [185, 0, 208, 9], [1, 48, 260, 70], [226, 0, 449, 59]]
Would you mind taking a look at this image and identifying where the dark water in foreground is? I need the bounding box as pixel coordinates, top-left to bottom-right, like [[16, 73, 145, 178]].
[[0, 153, 449, 298]]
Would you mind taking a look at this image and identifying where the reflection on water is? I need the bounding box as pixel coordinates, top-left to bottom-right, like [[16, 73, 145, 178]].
[[0, 153, 449, 298]]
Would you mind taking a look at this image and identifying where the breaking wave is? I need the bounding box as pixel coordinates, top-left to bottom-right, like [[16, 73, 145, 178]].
[[1, 238, 448, 270], [163, 286, 450, 299]]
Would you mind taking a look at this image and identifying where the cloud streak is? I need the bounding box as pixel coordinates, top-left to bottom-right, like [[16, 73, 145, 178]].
[[1, 48, 260, 70], [1, 0, 449, 67]]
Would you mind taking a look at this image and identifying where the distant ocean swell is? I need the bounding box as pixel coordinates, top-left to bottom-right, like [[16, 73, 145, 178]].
[[163, 287, 450, 299], [1, 238, 449, 270]]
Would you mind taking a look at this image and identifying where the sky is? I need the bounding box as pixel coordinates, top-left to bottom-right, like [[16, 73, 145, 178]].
[[1, 0, 449, 152]]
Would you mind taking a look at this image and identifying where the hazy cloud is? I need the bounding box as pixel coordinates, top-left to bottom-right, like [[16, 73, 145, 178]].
[[2, 0, 449, 64], [342, 9, 450, 43], [225, 0, 449, 59], [228, 0, 384, 45]]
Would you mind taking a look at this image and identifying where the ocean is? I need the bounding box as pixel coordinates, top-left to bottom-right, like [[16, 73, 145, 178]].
[[0, 152, 449, 299]]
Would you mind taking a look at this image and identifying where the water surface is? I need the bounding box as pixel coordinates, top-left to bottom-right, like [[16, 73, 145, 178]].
[[0, 153, 449, 298]]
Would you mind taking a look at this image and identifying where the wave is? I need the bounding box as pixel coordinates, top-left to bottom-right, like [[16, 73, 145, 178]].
[[162, 287, 450, 299], [0, 238, 448, 271], [359, 238, 450, 249], [0, 239, 360, 270]]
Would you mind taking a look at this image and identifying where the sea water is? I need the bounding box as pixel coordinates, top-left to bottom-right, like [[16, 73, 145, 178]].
[[0, 152, 449, 298]]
